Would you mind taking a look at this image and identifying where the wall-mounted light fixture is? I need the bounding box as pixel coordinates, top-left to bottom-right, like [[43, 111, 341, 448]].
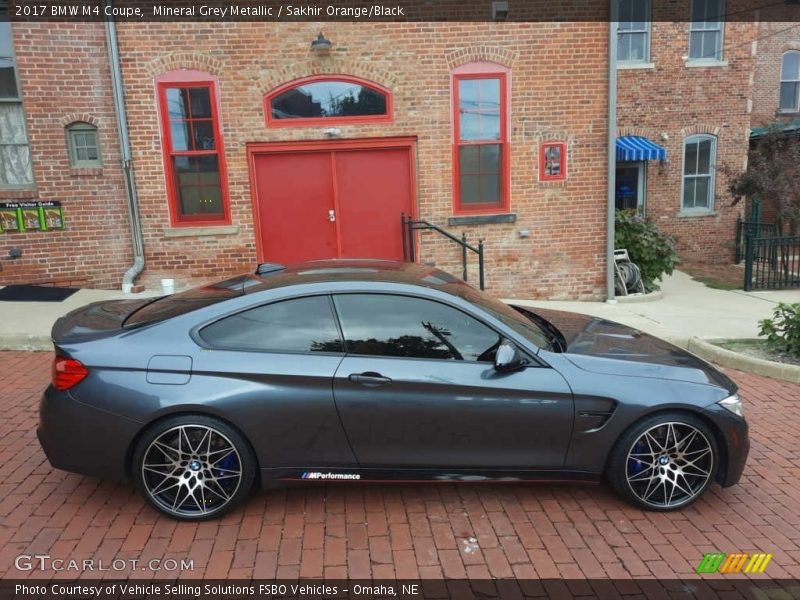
[[311, 32, 332, 54]]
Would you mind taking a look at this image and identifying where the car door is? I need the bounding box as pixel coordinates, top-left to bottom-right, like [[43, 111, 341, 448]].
[[191, 294, 356, 468], [330, 293, 574, 470]]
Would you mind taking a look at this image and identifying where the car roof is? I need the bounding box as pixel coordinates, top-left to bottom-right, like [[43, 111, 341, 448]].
[[236, 259, 468, 294]]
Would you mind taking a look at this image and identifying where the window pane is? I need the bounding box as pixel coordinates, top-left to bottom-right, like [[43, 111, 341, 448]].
[[692, 0, 722, 28], [271, 80, 387, 119], [334, 294, 501, 362], [695, 176, 711, 208], [460, 174, 480, 204], [782, 52, 800, 81], [479, 144, 501, 173], [166, 88, 189, 119], [697, 139, 712, 173], [86, 146, 98, 161], [617, 32, 632, 61], [479, 174, 501, 203], [201, 296, 342, 353], [684, 140, 698, 175], [780, 82, 799, 110], [683, 178, 697, 209], [690, 31, 719, 60], [0, 58, 18, 98], [192, 120, 215, 150], [197, 155, 221, 185], [173, 156, 199, 186], [459, 78, 500, 141], [170, 120, 190, 151], [0, 22, 13, 58], [189, 87, 212, 118], [76, 147, 88, 161], [174, 155, 222, 217], [628, 33, 646, 61], [459, 145, 479, 173]]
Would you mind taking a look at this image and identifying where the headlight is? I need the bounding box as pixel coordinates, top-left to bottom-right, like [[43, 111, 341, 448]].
[[718, 393, 744, 417]]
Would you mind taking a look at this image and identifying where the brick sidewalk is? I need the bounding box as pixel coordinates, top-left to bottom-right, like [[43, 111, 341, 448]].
[[1, 350, 799, 581]]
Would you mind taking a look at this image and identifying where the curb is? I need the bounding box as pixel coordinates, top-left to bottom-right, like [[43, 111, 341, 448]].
[[0, 335, 52, 352], [685, 337, 800, 384]]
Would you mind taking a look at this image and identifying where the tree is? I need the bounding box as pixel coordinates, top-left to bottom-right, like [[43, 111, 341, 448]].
[[728, 128, 800, 233]]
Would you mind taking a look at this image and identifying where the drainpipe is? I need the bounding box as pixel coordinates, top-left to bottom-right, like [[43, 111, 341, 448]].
[[105, 5, 144, 293], [606, 4, 619, 303]]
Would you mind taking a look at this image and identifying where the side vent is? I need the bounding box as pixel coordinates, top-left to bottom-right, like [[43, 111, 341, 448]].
[[575, 397, 618, 433]]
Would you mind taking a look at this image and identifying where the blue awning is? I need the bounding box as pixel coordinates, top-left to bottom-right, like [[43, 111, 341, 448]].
[[616, 136, 667, 162]]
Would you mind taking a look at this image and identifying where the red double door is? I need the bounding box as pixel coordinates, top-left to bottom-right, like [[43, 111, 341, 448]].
[[251, 140, 415, 265]]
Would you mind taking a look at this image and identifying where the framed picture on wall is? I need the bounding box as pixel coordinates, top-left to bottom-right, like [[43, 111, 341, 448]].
[[0, 204, 21, 233]]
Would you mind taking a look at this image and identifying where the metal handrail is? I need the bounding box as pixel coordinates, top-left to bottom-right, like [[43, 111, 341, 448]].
[[401, 213, 485, 290]]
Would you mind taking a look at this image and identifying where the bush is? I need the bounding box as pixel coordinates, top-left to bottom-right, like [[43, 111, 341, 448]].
[[759, 303, 800, 357], [614, 210, 679, 292]]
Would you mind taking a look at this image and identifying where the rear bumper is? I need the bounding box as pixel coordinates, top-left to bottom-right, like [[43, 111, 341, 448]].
[[38, 385, 142, 481]]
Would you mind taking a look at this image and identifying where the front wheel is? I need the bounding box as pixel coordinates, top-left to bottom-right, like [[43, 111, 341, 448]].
[[606, 412, 718, 511], [132, 415, 256, 520]]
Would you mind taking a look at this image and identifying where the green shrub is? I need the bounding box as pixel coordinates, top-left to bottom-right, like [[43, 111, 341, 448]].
[[759, 303, 800, 357], [614, 210, 679, 292]]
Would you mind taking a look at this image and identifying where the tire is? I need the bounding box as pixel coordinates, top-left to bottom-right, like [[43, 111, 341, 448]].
[[132, 414, 256, 521], [606, 412, 719, 511]]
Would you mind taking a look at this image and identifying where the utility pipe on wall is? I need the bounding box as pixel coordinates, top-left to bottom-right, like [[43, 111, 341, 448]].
[[105, 4, 145, 292], [606, 3, 619, 302]]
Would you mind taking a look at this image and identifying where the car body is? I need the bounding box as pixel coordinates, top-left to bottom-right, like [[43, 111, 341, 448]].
[[39, 260, 748, 519]]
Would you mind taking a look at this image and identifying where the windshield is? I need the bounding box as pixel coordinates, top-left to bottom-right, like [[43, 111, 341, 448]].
[[451, 285, 555, 351]]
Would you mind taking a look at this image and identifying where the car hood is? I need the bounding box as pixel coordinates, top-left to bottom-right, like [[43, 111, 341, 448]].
[[529, 307, 737, 392]]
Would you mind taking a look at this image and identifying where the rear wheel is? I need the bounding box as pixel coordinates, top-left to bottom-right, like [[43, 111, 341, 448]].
[[606, 412, 718, 511], [132, 415, 255, 520]]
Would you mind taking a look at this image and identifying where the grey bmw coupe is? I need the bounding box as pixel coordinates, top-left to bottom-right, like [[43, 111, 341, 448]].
[[39, 260, 748, 520]]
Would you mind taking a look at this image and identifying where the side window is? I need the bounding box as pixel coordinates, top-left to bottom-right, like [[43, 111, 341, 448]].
[[199, 296, 343, 353], [66, 122, 102, 168], [333, 294, 501, 362]]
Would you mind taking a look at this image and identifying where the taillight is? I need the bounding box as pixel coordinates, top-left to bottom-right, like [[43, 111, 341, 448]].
[[52, 357, 88, 390]]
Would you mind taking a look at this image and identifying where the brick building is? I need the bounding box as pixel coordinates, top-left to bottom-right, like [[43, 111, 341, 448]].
[[615, 0, 757, 264], [0, 2, 786, 298]]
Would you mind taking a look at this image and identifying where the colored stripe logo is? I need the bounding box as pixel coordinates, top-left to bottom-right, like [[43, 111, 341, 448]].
[[697, 552, 773, 574]]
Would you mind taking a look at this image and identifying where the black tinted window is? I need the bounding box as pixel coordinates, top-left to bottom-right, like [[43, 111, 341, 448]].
[[333, 294, 500, 361], [200, 296, 343, 353]]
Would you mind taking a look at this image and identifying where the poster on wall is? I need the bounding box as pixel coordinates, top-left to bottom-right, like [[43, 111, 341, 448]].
[[0, 201, 65, 232]]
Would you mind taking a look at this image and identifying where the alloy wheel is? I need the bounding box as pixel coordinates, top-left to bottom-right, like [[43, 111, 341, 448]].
[[141, 424, 243, 518], [625, 421, 714, 509]]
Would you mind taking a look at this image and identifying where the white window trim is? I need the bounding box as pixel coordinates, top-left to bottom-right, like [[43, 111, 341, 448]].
[[680, 134, 717, 214], [617, 0, 652, 66], [779, 50, 800, 113], [687, 0, 726, 64]]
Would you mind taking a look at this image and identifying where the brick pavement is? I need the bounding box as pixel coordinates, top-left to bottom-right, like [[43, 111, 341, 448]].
[[1, 350, 799, 581]]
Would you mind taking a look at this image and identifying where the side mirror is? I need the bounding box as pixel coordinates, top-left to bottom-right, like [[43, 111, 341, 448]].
[[494, 338, 528, 372]]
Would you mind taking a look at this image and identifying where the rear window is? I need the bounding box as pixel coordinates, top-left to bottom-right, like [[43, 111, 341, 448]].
[[123, 276, 249, 328]]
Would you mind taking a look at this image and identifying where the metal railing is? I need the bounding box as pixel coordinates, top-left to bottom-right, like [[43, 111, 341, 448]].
[[401, 213, 485, 290], [735, 217, 778, 263], [744, 235, 800, 291]]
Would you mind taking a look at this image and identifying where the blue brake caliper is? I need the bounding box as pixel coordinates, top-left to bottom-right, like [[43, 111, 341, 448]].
[[627, 440, 647, 476]]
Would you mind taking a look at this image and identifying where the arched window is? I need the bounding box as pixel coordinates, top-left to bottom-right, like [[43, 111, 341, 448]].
[[265, 75, 392, 127], [66, 122, 101, 168], [780, 51, 800, 112], [682, 134, 717, 212]]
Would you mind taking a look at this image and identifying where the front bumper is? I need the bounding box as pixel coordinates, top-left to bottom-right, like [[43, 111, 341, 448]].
[[704, 402, 749, 487], [38, 385, 142, 481]]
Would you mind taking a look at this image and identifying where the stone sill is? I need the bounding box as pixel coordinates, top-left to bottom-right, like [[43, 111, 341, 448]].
[[617, 62, 655, 70], [163, 225, 240, 238], [684, 60, 728, 68], [447, 213, 517, 226], [677, 210, 719, 219]]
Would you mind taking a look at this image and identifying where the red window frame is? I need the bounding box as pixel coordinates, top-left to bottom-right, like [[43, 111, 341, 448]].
[[452, 69, 510, 215], [156, 71, 231, 227], [540, 141, 567, 182], [264, 74, 393, 128]]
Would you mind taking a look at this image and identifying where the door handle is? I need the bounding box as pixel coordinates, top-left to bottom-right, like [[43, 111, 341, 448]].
[[348, 372, 392, 386], [328, 209, 336, 222]]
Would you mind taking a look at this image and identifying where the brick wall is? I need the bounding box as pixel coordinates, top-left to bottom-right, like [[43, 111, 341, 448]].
[[1, 23, 132, 289], [115, 21, 610, 299], [617, 2, 757, 264], [751, 4, 800, 127]]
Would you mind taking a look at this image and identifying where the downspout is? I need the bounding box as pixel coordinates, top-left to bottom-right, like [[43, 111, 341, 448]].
[[105, 6, 144, 293], [606, 2, 618, 303]]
